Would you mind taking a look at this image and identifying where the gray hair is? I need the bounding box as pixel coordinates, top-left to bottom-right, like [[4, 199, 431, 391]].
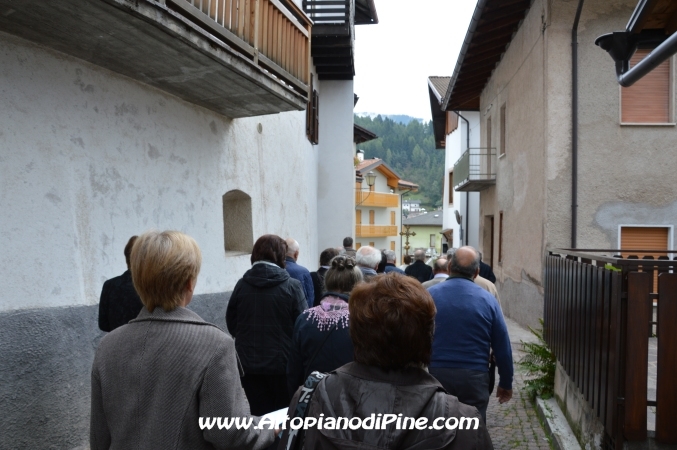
[[433, 258, 449, 273], [449, 246, 480, 278], [413, 249, 426, 261], [446, 247, 457, 259], [356, 246, 381, 269], [384, 250, 396, 263]]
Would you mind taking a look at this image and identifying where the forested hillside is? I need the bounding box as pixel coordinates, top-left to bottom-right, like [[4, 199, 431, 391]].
[[354, 114, 444, 208]]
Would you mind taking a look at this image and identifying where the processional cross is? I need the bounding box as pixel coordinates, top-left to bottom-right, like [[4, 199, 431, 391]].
[[399, 225, 416, 256]]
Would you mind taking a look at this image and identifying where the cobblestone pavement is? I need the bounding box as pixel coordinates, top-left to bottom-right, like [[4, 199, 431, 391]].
[[486, 318, 552, 450]]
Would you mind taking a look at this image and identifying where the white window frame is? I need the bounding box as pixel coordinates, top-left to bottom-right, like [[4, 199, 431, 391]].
[[617, 224, 674, 258], [619, 54, 676, 126]]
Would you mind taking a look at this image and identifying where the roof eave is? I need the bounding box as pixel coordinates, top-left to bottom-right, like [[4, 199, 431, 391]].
[[441, 0, 491, 112]]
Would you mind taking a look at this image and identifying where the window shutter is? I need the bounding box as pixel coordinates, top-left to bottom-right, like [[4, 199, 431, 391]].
[[446, 112, 459, 135], [621, 49, 670, 123], [620, 226, 669, 293], [306, 78, 319, 144]]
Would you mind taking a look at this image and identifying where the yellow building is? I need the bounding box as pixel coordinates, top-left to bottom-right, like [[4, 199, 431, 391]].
[[354, 156, 418, 258], [401, 212, 444, 256]]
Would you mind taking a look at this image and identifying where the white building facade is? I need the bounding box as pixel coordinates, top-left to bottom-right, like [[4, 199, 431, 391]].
[[0, 0, 377, 446]]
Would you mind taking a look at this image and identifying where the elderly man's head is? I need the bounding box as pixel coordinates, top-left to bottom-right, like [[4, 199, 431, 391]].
[[355, 246, 381, 270], [449, 246, 480, 278], [285, 238, 300, 260], [433, 257, 449, 275], [384, 250, 397, 264], [413, 249, 426, 261]]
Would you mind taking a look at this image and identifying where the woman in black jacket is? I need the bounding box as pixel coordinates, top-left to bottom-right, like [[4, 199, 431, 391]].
[[286, 255, 362, 396], [226, 234, 306, 416]]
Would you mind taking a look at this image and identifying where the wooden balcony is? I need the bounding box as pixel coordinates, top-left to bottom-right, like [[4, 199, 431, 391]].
[[0, 0, 311, 118], [355, 191, 399, 208], [356, 225, 398, 238]]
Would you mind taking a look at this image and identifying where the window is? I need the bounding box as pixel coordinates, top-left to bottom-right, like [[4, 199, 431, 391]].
[[356, 242, 361, 250], [390, 211, 396, 225], [621, 49, 671, 124], [430, 234, 436, 248], [484, 215, 494, 268], [498, 211, 504, 263], [448, 171, 454, 205], [369, 210, 375, 225], [500, 104, 506, 156], [486, 116, 492, 175], [620, 226, 670, 293], [390, 241, 396, 251], [446, 111, 459, 135], [369, 242, 375, 247], [306, 78, 319, 143], [486, 116, 492, 151], [223, 190, 253, 254]]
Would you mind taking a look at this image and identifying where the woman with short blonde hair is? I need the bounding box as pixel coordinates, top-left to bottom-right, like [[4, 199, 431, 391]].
[[130, 230, 201, 311], [91, 230, 275, 449]]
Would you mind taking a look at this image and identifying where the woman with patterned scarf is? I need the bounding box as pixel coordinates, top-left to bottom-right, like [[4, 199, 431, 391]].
[[286, 255, 363, 396]]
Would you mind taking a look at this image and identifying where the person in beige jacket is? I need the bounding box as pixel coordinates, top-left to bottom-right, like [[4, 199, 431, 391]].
[[90, 230, 276, 450]]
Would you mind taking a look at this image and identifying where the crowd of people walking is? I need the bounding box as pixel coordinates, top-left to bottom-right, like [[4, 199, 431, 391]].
[[93, 230, 512, 449]]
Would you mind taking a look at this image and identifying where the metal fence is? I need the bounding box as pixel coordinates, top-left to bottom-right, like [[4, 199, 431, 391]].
[[544, 249, 677, 448]]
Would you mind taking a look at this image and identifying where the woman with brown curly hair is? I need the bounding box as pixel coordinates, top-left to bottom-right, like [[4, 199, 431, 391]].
[[286, 255, 363, 396]]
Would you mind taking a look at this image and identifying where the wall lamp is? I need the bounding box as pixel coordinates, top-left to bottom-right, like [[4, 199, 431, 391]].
[[356, 171, 377, 207]]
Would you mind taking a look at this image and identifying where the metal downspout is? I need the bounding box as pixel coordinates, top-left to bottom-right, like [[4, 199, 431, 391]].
[[571, 0, 585, 249]]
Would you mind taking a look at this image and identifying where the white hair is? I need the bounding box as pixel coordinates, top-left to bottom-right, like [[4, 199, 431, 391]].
[[384, 250, 396, 263], [285, 238, 299, 257], [356, 246, 381, 269]]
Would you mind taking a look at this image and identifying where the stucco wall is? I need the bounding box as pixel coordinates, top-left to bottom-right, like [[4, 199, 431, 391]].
[[317, 80, 355, 252], [443, 111, 481, 249], [0, 30, 324, 447], [0, 292, 230, 449], [572, 0, 677, 249], [0, 31, 319, 313], [478, 0, 677, 329], [478, 0, 548, 328]]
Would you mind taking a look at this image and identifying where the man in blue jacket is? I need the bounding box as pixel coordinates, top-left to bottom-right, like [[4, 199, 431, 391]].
[[285, 238, 314, 308], [428, 246, 513, 423]]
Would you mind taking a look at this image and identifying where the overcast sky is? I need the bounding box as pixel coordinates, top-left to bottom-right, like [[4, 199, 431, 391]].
[[353, 0, 477, 122]]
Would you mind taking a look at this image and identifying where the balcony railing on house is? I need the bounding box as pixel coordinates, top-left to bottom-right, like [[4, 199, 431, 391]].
[[0, 0, 311, 118], [355, 191, 399, 208], [302, 0, 355, 79], [544, 249, 677, 449], [356, 225, 398, 238], [302, 0, 350, 24], [169, 0, 311, 93], [453, 148, 497, 192]]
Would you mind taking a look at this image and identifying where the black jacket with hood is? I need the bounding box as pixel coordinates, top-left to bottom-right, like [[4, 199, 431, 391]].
[[226, 261, 307, 375]]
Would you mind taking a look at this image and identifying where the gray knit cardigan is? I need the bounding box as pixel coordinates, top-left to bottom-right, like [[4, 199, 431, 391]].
[[90, 306, 275, 449]]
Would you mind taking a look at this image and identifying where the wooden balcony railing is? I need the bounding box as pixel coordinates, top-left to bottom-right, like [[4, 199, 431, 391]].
[[544, 249, 677, 448], [356, 225, 398, 238], [168, 0, 311, 95], [355, 191, 399, 208]]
